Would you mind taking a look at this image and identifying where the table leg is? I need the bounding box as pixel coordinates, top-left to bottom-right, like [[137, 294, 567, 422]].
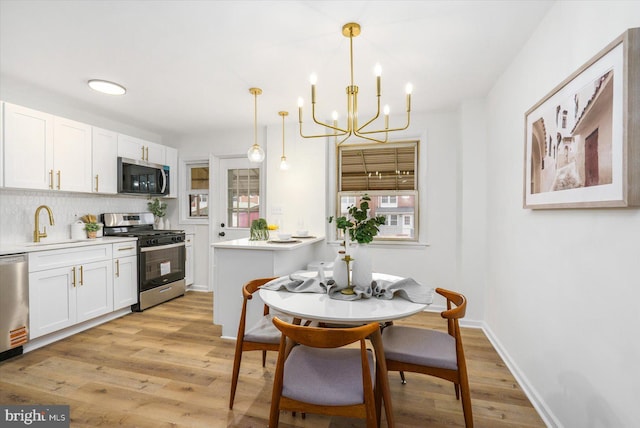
[[369, 328, 394, 427]]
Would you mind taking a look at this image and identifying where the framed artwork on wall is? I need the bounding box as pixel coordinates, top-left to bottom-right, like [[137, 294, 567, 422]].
[[523, 27, 640, 209]]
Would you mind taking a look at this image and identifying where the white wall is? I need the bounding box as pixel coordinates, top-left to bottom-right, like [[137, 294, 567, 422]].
[[174, 109, 474, 319], [485, 2, 640, 427]]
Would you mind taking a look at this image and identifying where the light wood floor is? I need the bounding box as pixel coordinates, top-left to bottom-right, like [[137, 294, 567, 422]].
[[0, 292, 545, 427]]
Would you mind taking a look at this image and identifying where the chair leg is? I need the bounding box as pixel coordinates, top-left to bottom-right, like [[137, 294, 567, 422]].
[[399, 371, 406, 384], [262, 350, 267, 367], [454, 383, 460, 400], [229, 348, 243, 409]]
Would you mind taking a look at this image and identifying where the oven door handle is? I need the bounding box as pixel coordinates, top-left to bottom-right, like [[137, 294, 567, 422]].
[[140, 242, 185, 253]]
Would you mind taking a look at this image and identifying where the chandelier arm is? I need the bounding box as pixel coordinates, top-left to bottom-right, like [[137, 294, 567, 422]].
[[356, 111, 412, 135], [335, 131, 356, 146], [311, 104, 348, 133], [339, 130, 388, 146], [298, 123, 349, 139]]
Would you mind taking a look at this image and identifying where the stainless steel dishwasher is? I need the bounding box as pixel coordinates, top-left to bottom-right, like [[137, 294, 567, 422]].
[[0, 253, 29, 361]]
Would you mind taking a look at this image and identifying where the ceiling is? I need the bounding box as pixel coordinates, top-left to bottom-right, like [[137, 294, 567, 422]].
[[0, 0, 554, 138]]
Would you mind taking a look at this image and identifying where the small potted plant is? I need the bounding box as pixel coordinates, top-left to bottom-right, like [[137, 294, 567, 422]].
[[329, 194, 386, 293], [148, 198, 167, 229], [84, 222, 100, 239]]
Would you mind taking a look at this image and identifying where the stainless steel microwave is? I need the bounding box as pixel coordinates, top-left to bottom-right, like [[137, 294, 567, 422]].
[[117, 157, 170, 196]]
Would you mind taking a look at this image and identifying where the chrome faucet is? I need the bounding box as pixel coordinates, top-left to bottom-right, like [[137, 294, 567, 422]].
[[34, 205, 55, 243]]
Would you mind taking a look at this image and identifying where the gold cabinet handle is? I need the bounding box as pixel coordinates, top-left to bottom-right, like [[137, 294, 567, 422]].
[[79, 266, 84, 286], [115, 259, 120, 277], [95, 174, 99, 192], [141, 146, 145, 160], [56, 170, 61, 190], [145, 146, 149, 161], [49, 170, 54, 189], [118, 246, 135, 251], [72, 266, 77, 287]]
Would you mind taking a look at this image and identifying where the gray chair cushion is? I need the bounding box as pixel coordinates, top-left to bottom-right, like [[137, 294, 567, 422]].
[[282, 346, 375, 406], [382, 325, 458, 371], [244, 313, 291, 344]]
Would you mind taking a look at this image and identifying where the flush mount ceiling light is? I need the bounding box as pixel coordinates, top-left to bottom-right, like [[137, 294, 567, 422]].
[[279, 111, 289, 170], [298, 22, 412, 145], [247, 87, 265, 163], [87, 79, 126, 95]]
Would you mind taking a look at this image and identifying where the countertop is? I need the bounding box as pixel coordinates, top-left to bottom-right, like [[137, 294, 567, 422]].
[[211, 236, 324, 251], [0, 236, 138, 256]]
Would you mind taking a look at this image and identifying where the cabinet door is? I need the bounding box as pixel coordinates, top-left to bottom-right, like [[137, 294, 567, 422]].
[[117, 134, 145, 161], [145, 141, 165, 165], [165, 146, 178, 198], [53, 117, 92, 192], [4, 103, 54, 190], [92, 127, 118, 194], [29, 267, 75, 339], [76, 260, 113, 323], [185, 236, 194, 286], [113, 255, 138, 310]]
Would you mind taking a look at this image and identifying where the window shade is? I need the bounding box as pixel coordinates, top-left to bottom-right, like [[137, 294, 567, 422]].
[[339, 143, 417, 191]]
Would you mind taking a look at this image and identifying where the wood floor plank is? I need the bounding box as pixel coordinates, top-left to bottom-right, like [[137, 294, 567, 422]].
[[0, 291, 545, 427]]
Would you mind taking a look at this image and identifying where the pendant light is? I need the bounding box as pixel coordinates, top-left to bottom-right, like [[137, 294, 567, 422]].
[[247, 87, 265, 163], [279, 111, 289, 170]]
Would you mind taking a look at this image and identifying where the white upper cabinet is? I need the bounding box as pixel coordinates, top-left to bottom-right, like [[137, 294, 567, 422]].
[[165, 146, 178, 198], [53, 116, 92, 192], [118, 134, 165, 165], [4, 102, 54, 190], [92, 127, 118, 194], [4, 103, 92, 192]]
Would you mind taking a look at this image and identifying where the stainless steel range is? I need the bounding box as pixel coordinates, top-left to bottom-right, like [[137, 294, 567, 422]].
[[102, 212, 186, 312]]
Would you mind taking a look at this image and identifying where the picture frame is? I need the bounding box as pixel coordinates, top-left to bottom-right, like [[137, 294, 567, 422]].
[[523, 27, 640, 209]]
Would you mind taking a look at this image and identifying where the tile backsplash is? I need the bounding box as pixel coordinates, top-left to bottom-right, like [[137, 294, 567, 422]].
[[0, 189, 151, 245]]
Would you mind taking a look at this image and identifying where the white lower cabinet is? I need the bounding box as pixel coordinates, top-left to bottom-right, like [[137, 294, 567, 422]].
[[28, 242, 133, 340], [113, 242, 138, 310]]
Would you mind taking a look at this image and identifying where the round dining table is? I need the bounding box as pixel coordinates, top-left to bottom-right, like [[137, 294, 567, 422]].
[[258, 272, 430, 324]]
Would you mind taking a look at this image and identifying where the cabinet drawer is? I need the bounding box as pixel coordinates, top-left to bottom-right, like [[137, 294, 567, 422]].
[[29, 244, 112, 272], [113, 242, 138, 257]]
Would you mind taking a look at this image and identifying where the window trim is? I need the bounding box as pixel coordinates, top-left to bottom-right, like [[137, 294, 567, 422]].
[[180, 157, 210, 225]]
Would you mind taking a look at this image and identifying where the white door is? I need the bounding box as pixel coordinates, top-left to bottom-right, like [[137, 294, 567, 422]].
[[212, 156, 264, 243]]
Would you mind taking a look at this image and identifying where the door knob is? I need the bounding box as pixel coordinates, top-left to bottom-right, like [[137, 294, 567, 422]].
[[218, 231, 226, 237], [220, 223, 225, 228]]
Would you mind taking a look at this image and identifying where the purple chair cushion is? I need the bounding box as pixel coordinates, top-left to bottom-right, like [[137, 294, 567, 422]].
[[282, 346, 374, 406], [382, 325, 457, 371]]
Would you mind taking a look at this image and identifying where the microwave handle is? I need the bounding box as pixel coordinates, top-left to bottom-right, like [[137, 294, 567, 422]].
[[160, 167, 167, 194]]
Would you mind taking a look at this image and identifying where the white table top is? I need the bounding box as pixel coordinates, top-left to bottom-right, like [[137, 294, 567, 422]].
[[210, 236, 324, 251], [259, 272, 429, 323]]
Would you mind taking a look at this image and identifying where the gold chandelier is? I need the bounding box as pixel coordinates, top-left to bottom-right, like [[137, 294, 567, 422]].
[[297, 22, 412, 146]]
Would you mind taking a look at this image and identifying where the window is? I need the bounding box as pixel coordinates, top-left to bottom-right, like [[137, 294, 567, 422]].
[[337, 141, 418, 241], [188, 164, 209, 218], [227, 168, 260, 228]]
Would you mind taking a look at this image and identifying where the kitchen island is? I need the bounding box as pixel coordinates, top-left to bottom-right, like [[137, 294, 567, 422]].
[[211, 236, 325, 338]]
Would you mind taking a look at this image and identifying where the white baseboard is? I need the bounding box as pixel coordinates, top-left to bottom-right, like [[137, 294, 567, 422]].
[[186, 283, 209, 292]]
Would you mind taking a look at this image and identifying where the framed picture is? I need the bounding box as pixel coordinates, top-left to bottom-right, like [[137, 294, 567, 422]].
[[524, 27, 640, 209]]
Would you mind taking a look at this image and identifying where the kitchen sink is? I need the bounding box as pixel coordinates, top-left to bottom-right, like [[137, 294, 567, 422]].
[[24, 239, 89, 247]]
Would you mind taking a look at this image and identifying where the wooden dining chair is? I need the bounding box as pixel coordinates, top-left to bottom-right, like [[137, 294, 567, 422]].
[[381, 288, 473, 427], [268, 317, 385, 428], [229, 277, 280, 410]]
